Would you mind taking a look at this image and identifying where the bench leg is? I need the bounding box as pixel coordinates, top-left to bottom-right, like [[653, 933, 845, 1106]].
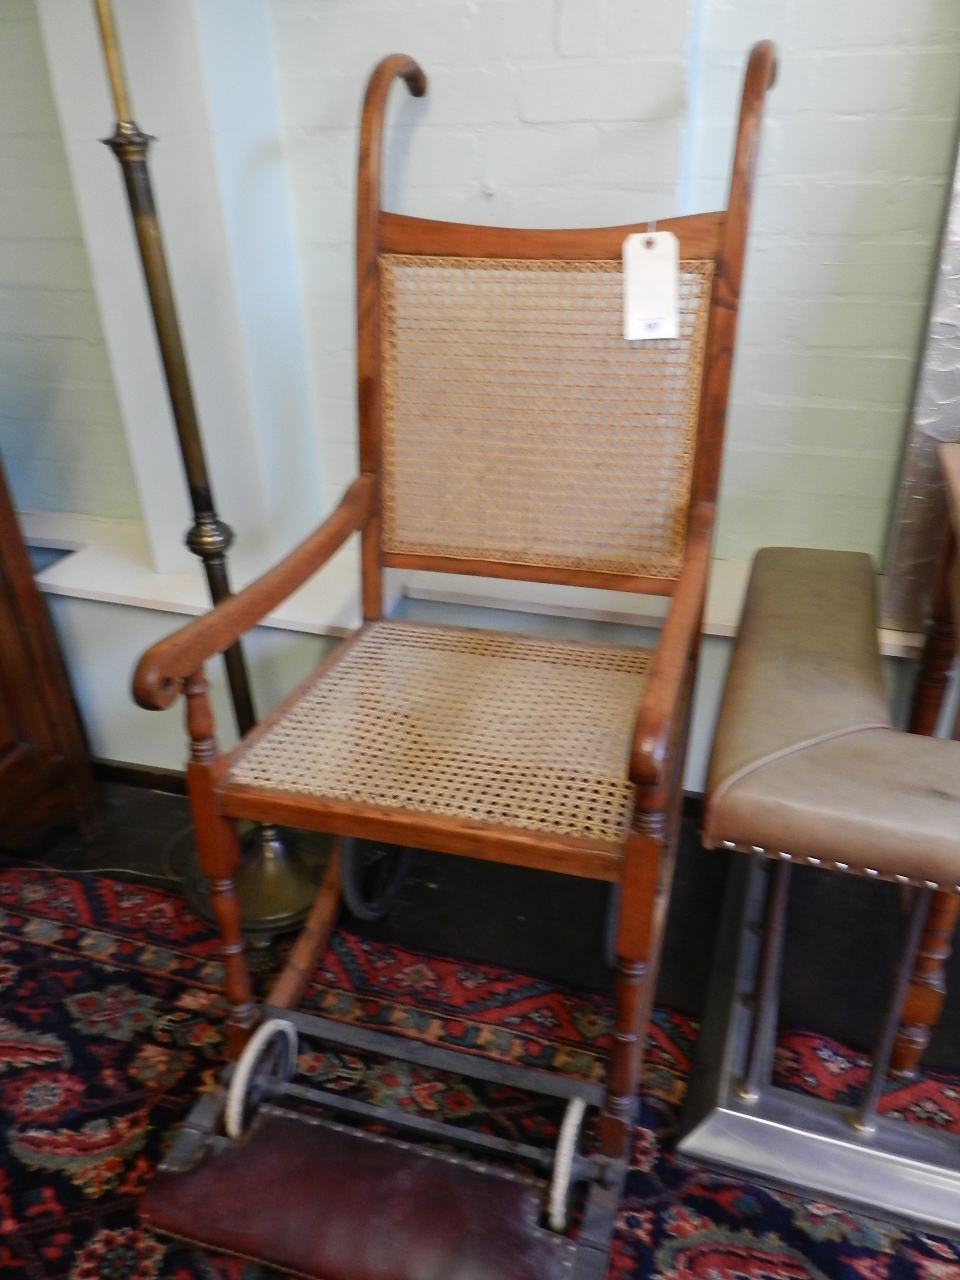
[[738, 858, 791, 1100], [891, 890, 960, 1078], [854, 885, 933, 1132]]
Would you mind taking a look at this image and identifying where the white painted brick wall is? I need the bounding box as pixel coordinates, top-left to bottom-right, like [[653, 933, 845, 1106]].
[[692, 0, 960, 563], [6, 0, 958, 574], [270, 0, 960, 562], [0, 0, 140, 519], [268, 0, 692, 507]]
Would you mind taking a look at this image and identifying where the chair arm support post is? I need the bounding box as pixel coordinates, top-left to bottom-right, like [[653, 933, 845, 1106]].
[[133, 474, 376, 712], [629, 503, 714, 789], [183, 667, 255, 1039]]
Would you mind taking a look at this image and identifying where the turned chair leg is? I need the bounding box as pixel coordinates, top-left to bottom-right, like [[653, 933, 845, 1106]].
[[185, 669, 255, 1056], [891, 890, 960, 1077], [600, 822, 663, 1159], [892, 556, 958, 1078]]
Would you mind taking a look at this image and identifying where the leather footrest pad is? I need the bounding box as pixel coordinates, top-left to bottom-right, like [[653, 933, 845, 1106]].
[[140, 1109, 573, 1280]]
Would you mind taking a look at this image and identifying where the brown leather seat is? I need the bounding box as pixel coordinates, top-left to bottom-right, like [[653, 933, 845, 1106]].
[[142, 1110, 573, 1280], [703, 546, 960, 889]]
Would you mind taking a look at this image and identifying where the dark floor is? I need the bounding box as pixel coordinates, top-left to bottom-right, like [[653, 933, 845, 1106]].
[[17, 779, 960, 1070]]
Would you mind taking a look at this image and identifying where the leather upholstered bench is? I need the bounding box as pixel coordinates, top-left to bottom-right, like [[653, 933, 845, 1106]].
[[704, 547, 960, 889], [680, 543, 960, 1226]]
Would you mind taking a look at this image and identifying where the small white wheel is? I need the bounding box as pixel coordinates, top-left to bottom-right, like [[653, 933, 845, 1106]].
[[225, 1018, 298, 1140], [548, 1096, 587, 1232]]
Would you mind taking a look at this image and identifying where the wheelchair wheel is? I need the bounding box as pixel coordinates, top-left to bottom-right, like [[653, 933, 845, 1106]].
[[548, 1095, 588, 1232], [340, 837, 413, 922], [224, 1018, 298, 1139]]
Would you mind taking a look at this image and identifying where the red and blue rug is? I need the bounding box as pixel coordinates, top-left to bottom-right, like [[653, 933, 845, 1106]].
[[1, 859, 959, 1278]]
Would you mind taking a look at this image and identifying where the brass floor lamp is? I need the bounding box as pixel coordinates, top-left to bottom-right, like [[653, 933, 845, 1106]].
[[92, 0, 316, 937]]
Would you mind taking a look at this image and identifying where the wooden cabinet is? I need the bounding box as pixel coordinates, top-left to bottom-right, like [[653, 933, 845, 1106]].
[[0, 455, 98, 848]]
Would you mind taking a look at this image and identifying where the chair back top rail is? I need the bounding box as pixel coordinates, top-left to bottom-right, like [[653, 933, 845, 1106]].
[[379, 211, 725, 262]]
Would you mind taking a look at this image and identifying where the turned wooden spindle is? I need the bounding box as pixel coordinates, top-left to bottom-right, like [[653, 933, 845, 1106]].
[[891, 893, 960, 1076], [184, 668, 255, 1051], [892, 533, 959, 1078], [185, 668, 218, 763], [907, 535, 955, 740], [600, 801, 665, 1158], [600, 956, 647, 1153]]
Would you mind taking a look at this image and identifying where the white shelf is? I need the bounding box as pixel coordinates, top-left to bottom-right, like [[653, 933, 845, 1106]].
[[17, 510, 925, 658]]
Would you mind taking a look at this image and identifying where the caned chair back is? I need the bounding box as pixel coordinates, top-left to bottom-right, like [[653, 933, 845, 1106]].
[[378, 253, 715, 582]]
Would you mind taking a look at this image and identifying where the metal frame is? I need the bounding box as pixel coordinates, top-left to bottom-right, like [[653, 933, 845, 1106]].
[[158, 1003, 628, 1279], [679, 854, 960, 1235]]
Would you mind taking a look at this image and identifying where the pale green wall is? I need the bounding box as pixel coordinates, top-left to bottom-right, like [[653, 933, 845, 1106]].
[[47, 593, 336, 771], [0, 0, 140, 519], [691, 0, 960, 565]]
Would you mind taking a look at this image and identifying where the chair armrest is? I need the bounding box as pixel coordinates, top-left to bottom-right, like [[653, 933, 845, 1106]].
[[629, 502, 714, 788], [133, 474, 375, 711]]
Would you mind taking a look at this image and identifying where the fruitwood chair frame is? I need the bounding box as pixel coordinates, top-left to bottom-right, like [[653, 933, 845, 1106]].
[[134, 44, 776, 1160]]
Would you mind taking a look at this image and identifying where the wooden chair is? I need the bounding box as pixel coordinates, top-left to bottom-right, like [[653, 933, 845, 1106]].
[[133, 43, 776, 1160]]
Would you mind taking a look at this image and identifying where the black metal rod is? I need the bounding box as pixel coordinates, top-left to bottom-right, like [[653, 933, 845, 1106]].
[[104, 124, 256, 739], [264, 1004, 607, 1106], [738, 858, 792, 1100], [853, 885, 934, 1133], [257, 1080, 579, 1174]]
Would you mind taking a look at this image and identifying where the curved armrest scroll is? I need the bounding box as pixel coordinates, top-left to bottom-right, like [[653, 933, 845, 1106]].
[[133, 474, 375, 712], [630, 503, 714, 787]]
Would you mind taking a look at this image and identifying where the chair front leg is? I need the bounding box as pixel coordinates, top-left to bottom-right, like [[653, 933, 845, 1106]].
[[891, 890, 960, 1077], [184, 668, 255, 1056], [892, 564, 959, 1077], [600, 813, 663, 1159]]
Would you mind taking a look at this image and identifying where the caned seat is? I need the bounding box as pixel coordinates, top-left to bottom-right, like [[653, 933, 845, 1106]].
[[133, 45, 777, 1161], [227, 621, 651, 854]]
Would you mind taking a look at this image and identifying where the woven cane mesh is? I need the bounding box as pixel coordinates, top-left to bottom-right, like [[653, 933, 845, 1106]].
[[228, 620, 652, 846], [380, 254, 714, 579]]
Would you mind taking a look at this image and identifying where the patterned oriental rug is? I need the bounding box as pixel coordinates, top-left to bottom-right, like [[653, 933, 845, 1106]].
[[1, 860, 960, 1279]]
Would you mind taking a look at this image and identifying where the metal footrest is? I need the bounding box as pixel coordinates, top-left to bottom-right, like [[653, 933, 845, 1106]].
[[142, 1004, 627, 1279], [144, 1107, 575, 1280]]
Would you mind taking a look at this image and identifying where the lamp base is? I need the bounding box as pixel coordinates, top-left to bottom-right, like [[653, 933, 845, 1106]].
[[182, 825, 324, 946]]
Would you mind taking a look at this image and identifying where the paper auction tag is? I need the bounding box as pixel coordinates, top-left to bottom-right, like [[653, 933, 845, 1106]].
[[623, 231, 679, 341]]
